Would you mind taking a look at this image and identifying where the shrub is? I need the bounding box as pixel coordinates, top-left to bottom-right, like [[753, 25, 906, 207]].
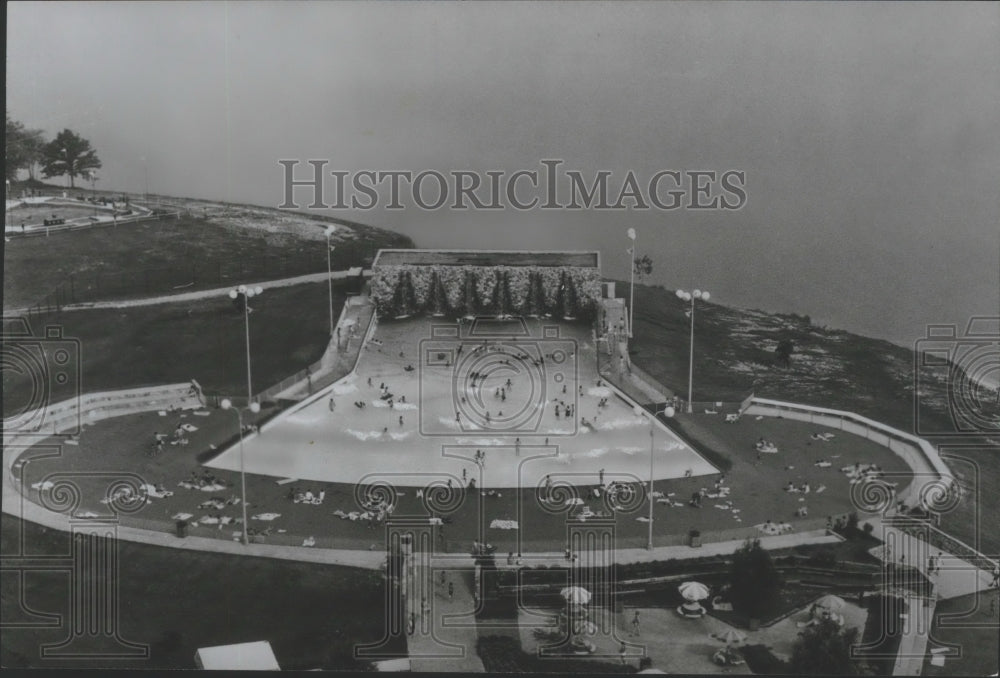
[[729, 539, 782, 621]]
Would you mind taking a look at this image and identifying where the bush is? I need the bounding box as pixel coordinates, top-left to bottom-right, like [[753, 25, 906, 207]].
[[729, 539, 782, 622], [791, 618, 865, 675]]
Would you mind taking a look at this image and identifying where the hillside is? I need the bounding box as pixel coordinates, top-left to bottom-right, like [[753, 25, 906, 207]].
[[3, 181, 414, 310], [624, 281, 1000, 555], [623, 281, 998, 436]]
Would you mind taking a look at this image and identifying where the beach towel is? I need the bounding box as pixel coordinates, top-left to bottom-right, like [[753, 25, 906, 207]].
[[490, 519, 519, 530]]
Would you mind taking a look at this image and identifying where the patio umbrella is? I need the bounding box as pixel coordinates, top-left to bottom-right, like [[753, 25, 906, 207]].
[[560, 586, 591, 605], [815, 594, 846, 612], [712, 629, 747, 646], [678, 581, 710, 602]]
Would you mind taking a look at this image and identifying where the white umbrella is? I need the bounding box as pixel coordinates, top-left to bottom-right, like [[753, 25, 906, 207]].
[[678, 581, 710, 602], [815, 594, 846, 612], [560, 586, 591, 605]]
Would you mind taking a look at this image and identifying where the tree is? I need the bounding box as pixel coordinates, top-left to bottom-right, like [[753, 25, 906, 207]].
[[729, 538, 782, 622], [790, 618, 869, 675], [4, 112, 45, 181], [775, 338, 795, 367], [41, 129, 101, 188]]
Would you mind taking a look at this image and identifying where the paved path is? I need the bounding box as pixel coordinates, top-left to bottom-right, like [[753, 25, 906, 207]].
[[405, 557, 485, 672], [892, 595, 936, 677], [4, 268, 370, 314]]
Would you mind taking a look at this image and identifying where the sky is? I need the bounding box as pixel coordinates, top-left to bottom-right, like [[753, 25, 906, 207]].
[[7, 1, 1000, 352]]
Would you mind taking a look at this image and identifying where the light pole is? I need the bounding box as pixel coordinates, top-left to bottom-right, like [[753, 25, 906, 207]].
[[676, 288, 710, 413], [220, 398, 260, 545], [636, 403, 675, 550], [325, 226, 336, 339], [627, 228, 637, 338], [228, 285, 264, 402]]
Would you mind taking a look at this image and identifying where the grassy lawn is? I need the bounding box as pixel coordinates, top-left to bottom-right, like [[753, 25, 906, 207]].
[[2, 281, 342, 417], [922, 589, 1000, 677], [9, 407, 911, 554], [0, 514, 402, 670]]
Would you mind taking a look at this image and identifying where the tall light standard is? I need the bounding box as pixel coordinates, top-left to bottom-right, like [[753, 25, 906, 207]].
[[325, 226, 336, 339], [626, 228, 637, 338], [228, 285, 264, 402], [635, 403, 675, 550], [220, 398, 260, 545], [676, 288, 710, 413]]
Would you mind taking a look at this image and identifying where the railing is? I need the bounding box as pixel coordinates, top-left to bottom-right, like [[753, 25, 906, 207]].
[[3, 381, 202, 446], [885, 515, 999, 571], [440, 518, 834, 555]]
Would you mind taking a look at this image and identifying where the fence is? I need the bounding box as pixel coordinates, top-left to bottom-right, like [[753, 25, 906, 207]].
[[3, 382, 202, 446], [885, 515, 998, 571], [9, 210, 180, 239]]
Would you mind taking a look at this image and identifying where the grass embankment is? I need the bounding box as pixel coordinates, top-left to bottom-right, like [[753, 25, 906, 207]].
[[2, 282, 343, 418], [0, 514, 403, 670], [4, 207, 412, 310], [922, 590, 1000, 677]]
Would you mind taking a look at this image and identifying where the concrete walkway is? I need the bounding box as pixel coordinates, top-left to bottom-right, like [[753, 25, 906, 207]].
[[868, 517, 996, 601], [405, 557, 486, 672], [4, 268, 370, 314], [892, 595, 936, 677]]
